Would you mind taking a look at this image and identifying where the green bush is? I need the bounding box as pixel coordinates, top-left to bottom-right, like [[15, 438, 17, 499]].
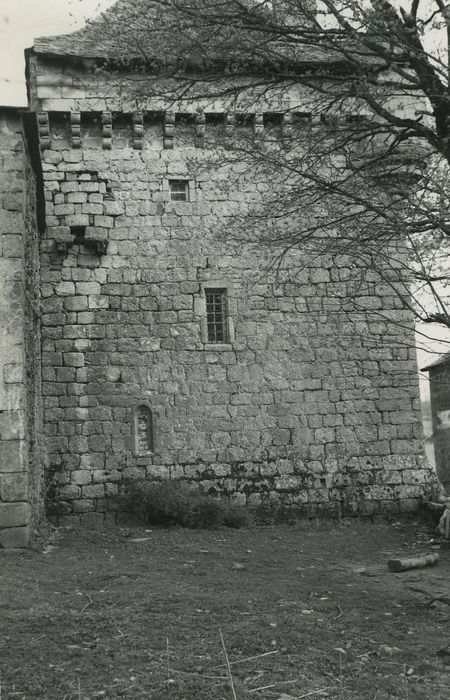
[[121, 479, 251, 529]]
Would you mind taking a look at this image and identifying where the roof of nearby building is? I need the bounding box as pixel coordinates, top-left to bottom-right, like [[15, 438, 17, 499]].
[[32, 0, 378, 68], [422, 352, 450, 372]]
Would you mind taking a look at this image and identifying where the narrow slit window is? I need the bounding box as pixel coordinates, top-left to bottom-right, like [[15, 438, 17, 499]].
[[205, 288, 228, 343], [134, 405, 153, 453], [169, 179, 189, 201]]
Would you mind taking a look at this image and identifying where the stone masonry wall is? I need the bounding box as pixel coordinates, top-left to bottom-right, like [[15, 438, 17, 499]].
[[0, 108, 42, 547], [36, 104, 430, 526], [428, 362, 450, 493]]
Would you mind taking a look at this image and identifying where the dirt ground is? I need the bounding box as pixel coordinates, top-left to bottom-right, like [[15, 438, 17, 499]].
[[1, 519, 450, 699]]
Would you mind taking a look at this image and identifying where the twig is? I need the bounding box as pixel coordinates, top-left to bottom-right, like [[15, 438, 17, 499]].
[[166, 637, 170, 685], [219, 627, 238, 700], [334, 605, 344, 619], [212, 649, 278, 668], [296, 689, 338, 699], [403, 664, 409, 700], [249, 679, 298, 693], [248, 672, 265, 685], [77, 678, 81, 700], [80, 594, 93, 613]]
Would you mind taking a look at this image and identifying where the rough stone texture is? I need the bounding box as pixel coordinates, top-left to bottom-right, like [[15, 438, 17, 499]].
[[31, 89, 429, 522], [0, 526, 30, 549], [0, 108, 43, 547], [423, 356, 450, 494], [0, 36, 431, 535]]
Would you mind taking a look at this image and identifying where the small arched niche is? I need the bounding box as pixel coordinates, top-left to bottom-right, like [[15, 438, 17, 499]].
[[132, 404, 154, 455]]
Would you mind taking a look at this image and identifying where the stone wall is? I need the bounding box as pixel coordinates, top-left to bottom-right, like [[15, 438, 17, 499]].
[[0, 108, 43, 547], [35, 108, 429, 526], [427, 362, 450, 493]]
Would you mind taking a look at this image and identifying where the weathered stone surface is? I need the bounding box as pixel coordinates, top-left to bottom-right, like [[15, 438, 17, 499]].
[[0, 473, 28, 501], [0, 109, 43, 547], [0, 526, 29, 548], [0, 502, 30, 528], [1, 50, 433, 535]]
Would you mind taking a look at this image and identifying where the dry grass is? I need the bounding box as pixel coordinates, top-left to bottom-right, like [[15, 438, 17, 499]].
[[1, 520, 450, 699]]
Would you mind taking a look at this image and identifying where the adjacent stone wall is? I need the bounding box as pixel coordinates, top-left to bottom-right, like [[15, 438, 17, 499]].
[[36, 108, 429, 526], [0, 110, 29, 546], [0, 108, 43, 547], [427, 361, 450, 493]]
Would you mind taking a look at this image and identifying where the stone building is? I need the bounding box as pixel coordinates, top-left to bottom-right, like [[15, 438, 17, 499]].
[[422, 354, 450, 494], [0, 1, 430, 546]]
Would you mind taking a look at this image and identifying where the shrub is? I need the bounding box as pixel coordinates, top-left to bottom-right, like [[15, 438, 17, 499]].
[[120, 479, 251, 529]]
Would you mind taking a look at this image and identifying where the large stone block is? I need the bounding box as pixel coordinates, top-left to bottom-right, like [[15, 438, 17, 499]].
[[0, 440, 26, 472], [0, 473, 28, 501], [0, 412, 26, 441], [0, 526, 29, 549], [0, 502, 30, 528]]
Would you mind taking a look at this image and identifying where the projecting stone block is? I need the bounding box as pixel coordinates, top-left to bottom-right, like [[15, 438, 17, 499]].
[[0, 526, 29, 549]]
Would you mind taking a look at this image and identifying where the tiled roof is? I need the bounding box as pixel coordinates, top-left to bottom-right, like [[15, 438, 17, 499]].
[[33, 0, 378, 67], [33, 0, 155, 60]]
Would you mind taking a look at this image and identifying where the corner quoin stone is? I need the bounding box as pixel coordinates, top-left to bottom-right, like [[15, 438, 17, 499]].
[[0, 526, 30, 549]]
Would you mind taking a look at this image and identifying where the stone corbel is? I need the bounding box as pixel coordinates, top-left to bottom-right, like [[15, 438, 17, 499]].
[[163, 112, 175, 149], [102, 111, 112, 150], [225, 113, 235, 139], [132, 112, 144, 149], [254, 113, 264, 136], [70, 112, 81, 148], [195, 112, 205, 148], [283, 113, 293, 140], [37, 112, 51, 151], [49, 226, 74, 254], [84, 227, 108, 255]]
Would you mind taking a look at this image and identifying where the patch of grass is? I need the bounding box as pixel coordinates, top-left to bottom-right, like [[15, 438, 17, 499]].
[[120, 479, 252, 529]]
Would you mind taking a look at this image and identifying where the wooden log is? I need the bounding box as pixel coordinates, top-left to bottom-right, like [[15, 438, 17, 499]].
[[387, 552, 440, 573]]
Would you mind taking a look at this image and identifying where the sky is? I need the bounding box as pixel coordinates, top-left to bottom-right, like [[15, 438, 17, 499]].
[[0, 0, 115, 105]]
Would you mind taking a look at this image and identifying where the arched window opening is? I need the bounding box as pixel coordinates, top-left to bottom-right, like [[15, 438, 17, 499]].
[[133, 404, 153, 454]]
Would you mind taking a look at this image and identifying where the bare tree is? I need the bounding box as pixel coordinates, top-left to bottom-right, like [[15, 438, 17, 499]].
[[85, 0, 450, 337]]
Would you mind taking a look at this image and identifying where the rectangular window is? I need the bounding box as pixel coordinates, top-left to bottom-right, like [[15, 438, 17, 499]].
[[169, 179, 189, 201], [205, 288, 228, 343]]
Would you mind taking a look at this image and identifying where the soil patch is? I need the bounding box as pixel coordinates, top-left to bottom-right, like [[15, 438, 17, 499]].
[[1, 520, 450, 699]]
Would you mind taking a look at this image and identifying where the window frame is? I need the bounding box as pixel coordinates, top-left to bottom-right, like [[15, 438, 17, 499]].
[[194, 279, 236, 350], [162, 177, 196, 203], [205, 287, 229, 344], [169, 179, 189, 202], [131, 403, 155, 456]]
